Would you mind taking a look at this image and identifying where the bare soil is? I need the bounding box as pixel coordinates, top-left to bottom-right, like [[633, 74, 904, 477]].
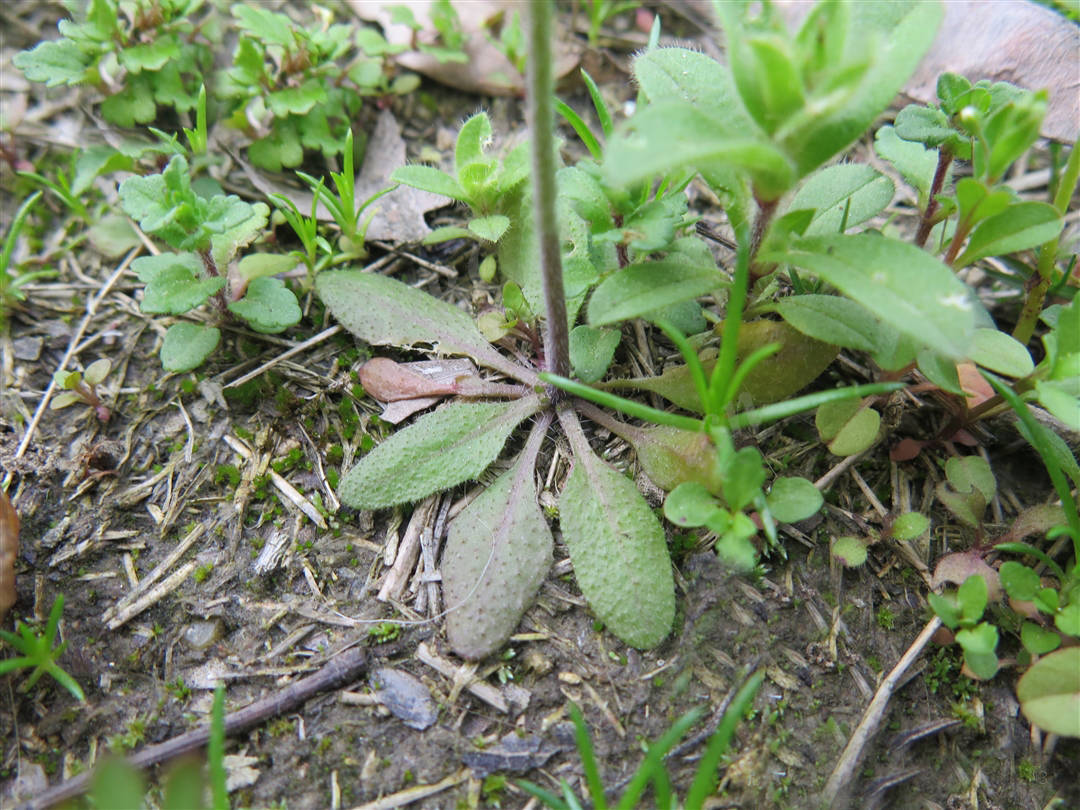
[[1, 4, 1078, 810]]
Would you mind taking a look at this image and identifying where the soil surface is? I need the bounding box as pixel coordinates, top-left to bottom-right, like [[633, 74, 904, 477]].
[[1, 3, 1078, 810]]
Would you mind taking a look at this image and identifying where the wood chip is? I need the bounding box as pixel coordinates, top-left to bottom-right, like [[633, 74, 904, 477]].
[[416, 642, 508, 714]]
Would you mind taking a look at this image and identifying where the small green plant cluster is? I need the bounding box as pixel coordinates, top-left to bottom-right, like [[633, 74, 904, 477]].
[[118, 154, 301, 371], [1, 191, 56, 326], [13, 0, 211, 128], [52, 358, 113, 422], [518, 670, 763, 809], [13, 0, 441, 171], [0, 594, 85, 702]]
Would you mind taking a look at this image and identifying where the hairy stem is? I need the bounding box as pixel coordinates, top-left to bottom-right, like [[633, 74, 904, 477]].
[[1012, 140, 1080, 344], [526, 1, 570, 381], [915, 149, 953, 248]]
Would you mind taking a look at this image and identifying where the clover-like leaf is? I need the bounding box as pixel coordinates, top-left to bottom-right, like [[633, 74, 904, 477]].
[[338, 397, 540, 510], [765, 477, 822, 524], [227, 277, 300, 333], [815, 398, 880, 456], [159, 323, 221, 372]]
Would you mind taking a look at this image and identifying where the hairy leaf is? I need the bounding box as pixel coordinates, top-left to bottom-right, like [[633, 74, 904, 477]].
[[588, 259, 726, 326], [338, 397, 540, 509], [316, 270, 530, 382], [443, 421, 552, 659], [227, 277, 301, 333], [559, 416, 675, 649], [569, 325, 620, 383], [788, 164, 894, 235], [954, 201, 1063, 269], [159, 323, 220, 372], [873, 125, 939, 204], [776, 294, 880, 353]]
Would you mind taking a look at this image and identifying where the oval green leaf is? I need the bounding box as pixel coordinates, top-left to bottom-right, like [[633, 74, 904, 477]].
[[338, 397, 540, 510], [1016, 647, 1080, 737], [588, 259, 726, 326]]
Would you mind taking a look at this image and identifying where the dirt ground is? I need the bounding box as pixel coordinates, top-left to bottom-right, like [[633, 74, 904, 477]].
[[1, 3, 1078, 810]]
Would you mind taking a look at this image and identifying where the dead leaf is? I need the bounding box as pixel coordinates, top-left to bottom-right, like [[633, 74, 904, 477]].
[[931, 551, 1002, 601], [461, 731, 558, 777], [349, 1, 580, 96], [369, 667, 438, 730], [373, 358, 480, 424], [0, 487, 19, 624]]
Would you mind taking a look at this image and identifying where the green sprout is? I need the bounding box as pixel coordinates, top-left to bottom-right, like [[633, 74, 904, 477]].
[[0, 594, 86, 702]]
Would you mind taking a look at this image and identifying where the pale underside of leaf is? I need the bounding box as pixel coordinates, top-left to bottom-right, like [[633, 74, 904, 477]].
[[442, 415, 553, 660], [338, 396, 541, 509], [316, 270, 534, 383], [557, 410, 675, 649]]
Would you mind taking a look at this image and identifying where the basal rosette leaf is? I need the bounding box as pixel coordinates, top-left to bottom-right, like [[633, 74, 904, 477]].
[[338, 397, 540, 510], [159, 323, 220, 372], [443, 420, 552, 660], [559, 419, 675, 649], [316, 270, 531, 382]]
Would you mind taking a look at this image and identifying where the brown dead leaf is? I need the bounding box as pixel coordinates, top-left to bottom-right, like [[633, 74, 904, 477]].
[[374, 358, 480, 424], [931, 551, 1002, 601], [0, 487, 20, 624], [349, 1, 581, 96]]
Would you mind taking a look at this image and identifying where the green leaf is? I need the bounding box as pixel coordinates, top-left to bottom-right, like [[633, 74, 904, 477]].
[[588, 259, 726, 326], [954, 202, 1063, 269], [832, 536, 867, 567], [442, 428, 553, 660], [621, 195, 687, 252], [1056, 603, 1080, 637], [957, 574, 989, 625], [316, 270, 530, 382], [928, 591, 961, 629], [91, 758, 146, 810], [338, 398, 540, 509], [467, 215, 510, 243], [455, 112, 492, 176], [776, 294, 880, 353], [560, 439, 675, 649], [765, 477, 822, 523], [891, 512, 929, 541], [13, 40, 90, 87], [815, 398, 879, 456], [211, 201, 269, 270], [391, 165, 467, 201], [664, 482, 720, 527], [873, 125, 938, 204], [734, 319, 838, 405], [100, 76, 157, 127], [969, 328, 1033, 377], [73, 146, 134, 196], [1036, 380, 1080, 430], [603, 102, 795, 201], [894, 105, 958, 150], [231, 3, 295, 47], [633, 47, 754, 133], [946, 455, 996, 506], [767, 233, 978, 360], [569, 325, 620, 383], [142, 263, 226, 315], [119, 34, 180, 72], [160, 323, 220, 372], [788, 164, 894, 236], [235, 253, 298, 282], [601, 354, 712, 413], [1021, 621, 1061, 655], [266, 81, 327, 117], [1017, 648, 1080, 737], [227, 277, 300, 333], [421, 225, 474, 245], [87, 214, 140, 258], [917, 348, 964, 395]]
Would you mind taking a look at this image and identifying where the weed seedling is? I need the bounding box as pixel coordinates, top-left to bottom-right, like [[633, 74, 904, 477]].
[[0, 594, 86, 702], [51, 358, 113, 422]]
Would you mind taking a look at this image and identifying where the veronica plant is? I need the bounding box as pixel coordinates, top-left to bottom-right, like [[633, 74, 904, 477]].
[[119, 155, 300, 371]]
